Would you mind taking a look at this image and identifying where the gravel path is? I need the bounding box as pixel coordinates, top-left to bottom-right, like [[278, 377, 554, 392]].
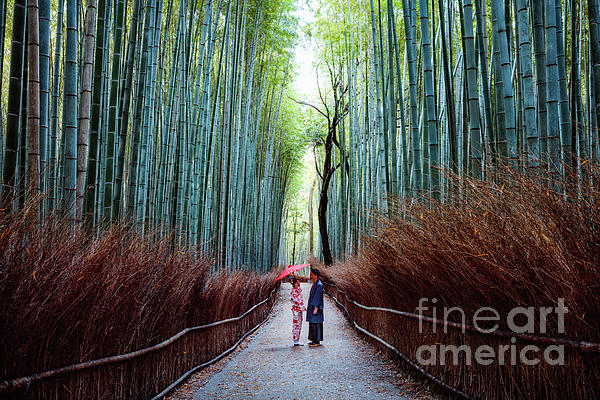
[[169, 283, 435, 400]]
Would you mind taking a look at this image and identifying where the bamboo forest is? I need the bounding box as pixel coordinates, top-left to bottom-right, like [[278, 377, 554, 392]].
[[1, 0, 600, 398]]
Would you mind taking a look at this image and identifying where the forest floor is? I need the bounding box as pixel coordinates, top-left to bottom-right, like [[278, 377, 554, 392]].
[[167, 283, 438, 400]]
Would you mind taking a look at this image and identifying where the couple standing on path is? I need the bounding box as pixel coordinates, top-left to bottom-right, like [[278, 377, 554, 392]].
[[290, 268, 324, 346]]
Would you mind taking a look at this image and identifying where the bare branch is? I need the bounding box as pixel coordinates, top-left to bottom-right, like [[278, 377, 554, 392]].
[[316, 69, 331, 118], [288, 96, 328, 119]]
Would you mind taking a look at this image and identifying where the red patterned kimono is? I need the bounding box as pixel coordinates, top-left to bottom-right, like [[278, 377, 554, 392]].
[[290, 286, 304, 343]]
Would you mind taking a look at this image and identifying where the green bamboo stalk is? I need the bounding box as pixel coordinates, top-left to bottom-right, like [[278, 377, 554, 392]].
[[63, 0, 78, 222], [555, 2, 572, 173], [18, 63, 28, 211], [39, 0, 50, 217], [0, 0, 6, 183], [401, 0, 421, 195], [516, 0, 538, 166], [589, 0, 600, 130], [84, 0, 108, 220], [419, 0, 440, 197], [127, 0, 156, 218], [48, 0, 64, 211], [368, 0, 386, 205], [139, 0, 163, 230], [113, 0, 142, 219], [384, 0, 400, 196], [532, 0, 547, 161], [491, 0, 517, 163], [1, 0, 27, 211], [474, 0, 494, 172], [544, 0, 561, 171], [76, 0, 97, 222], [102, 0, 125, 221], [27, 0, 41, 219], [439, 0, 457, 177], [387, 0, 408, 196], [460, 0, 482, 179], [571, 0, 585, 162]]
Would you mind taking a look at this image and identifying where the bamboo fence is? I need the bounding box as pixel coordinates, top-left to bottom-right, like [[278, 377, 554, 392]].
[[323, 281, 600, 400], [0, 287, 278, 399]]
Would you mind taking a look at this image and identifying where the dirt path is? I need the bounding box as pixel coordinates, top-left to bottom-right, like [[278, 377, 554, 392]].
[[168, 283, 435, 400]]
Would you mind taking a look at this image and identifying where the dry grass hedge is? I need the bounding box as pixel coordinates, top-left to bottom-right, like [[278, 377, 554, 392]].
[[0, 202, 279, 398], [319, 165, 600, 399]]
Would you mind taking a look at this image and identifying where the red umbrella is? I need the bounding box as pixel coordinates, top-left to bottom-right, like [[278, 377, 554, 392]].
[[275, 263, 311, 281]]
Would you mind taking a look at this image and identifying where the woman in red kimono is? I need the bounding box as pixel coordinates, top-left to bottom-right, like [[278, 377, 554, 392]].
[[289, 276, 304, 346]]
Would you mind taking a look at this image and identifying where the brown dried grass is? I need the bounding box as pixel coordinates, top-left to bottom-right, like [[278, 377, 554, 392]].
[[0, 202, 278, 394], [319, 164, 600, 399]]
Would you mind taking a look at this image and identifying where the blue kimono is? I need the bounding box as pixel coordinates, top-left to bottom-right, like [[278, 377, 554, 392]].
[[307, 278, 324, 343], [307, 279, 324, 323]]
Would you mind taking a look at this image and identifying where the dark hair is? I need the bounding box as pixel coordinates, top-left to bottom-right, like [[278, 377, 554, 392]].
[[290, 277, 298, 285], [311, 268, 320, 276]]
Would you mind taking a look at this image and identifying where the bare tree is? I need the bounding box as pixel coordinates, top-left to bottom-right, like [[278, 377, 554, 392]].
[[292, 67, 348, 265]]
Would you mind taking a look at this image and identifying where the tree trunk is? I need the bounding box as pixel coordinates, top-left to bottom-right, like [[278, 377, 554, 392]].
[[318, 126, 335, 265], [318, 185, 333, 265]]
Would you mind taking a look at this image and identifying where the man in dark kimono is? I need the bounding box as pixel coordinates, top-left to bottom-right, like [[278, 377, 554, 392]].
[[307, 268, 324, 346]]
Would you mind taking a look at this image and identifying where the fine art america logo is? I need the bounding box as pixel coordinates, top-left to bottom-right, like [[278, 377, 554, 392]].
[[415, 298, 568, 366]]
